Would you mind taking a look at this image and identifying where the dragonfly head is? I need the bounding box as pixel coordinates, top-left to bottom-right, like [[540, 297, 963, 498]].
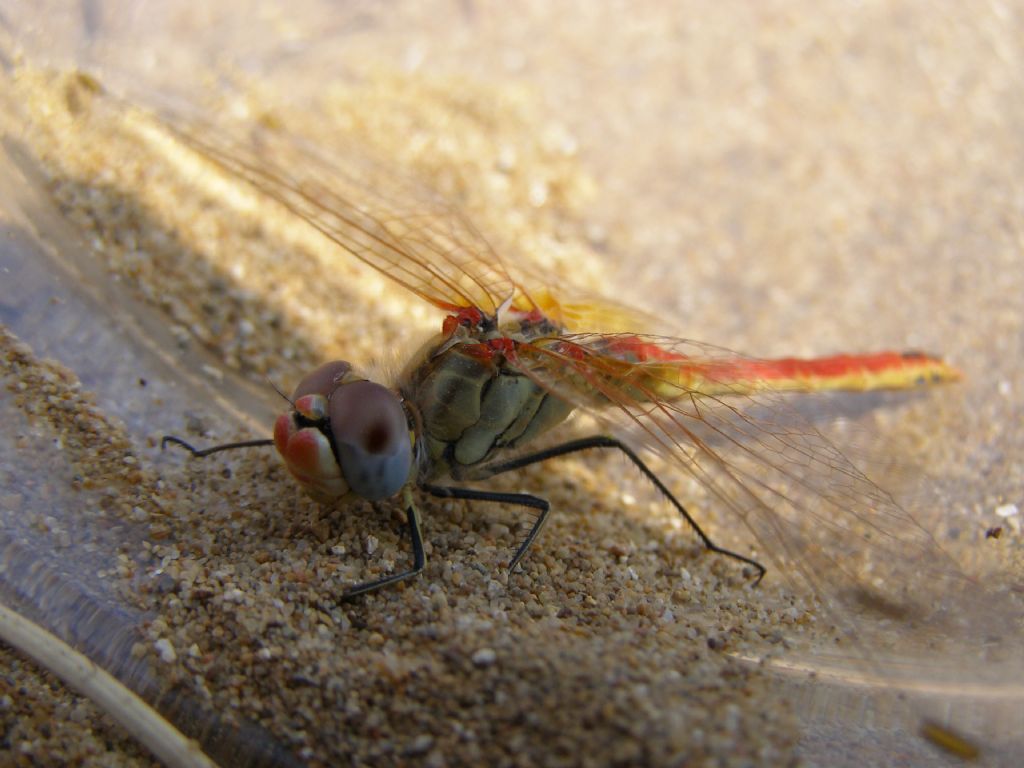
[[273, 361, 414, 503]]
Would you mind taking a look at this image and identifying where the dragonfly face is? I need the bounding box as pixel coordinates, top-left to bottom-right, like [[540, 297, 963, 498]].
[[273, 360, 414, 503]]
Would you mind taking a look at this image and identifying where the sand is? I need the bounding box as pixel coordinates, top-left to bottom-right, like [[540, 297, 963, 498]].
[[1, 2, 1022, 766]]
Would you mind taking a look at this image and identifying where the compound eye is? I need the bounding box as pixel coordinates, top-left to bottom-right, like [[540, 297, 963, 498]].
[[328, 381, 413, 501], [292, 361, 353, 400]]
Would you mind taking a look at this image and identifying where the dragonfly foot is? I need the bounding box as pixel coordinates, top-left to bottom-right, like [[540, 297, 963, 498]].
[[339, 502, 425, 600]]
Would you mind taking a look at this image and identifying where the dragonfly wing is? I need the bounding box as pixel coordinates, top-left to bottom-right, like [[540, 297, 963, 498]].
[[507, 276, 666, 334], [146, 105, 526, 316], [506, 333, 1014, 664], [128, 96, 676, 336]]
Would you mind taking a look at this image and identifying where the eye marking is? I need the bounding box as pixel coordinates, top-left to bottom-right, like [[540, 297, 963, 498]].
[[363, 422, 391, 454]]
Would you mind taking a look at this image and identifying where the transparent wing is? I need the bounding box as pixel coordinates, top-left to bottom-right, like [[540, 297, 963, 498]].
[[141, 101, 667, 335], [21, 77, 662, 346], [147, 106, 522, 316], [506, 332, 1021, 679]]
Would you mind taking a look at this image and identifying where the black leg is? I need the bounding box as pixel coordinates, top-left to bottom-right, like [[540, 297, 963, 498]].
[[477, 436, 766, 585], [422, 483, 550, 575], [161, 435, 275, 457], [340, 502, 426, 600]]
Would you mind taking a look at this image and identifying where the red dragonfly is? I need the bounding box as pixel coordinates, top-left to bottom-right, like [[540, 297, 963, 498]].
[[156, 110, 968, 618]]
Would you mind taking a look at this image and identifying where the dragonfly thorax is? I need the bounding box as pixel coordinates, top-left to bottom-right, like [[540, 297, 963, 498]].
[[273, 361, 414, 503], [399, 334, 573, 480]]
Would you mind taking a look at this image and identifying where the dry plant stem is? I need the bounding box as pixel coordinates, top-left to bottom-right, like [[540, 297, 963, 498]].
[[0, 601, 218, 768]]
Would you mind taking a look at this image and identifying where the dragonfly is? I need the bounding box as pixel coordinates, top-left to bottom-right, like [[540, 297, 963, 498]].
[[147, 101, 1012, 759], [155, 107, 967, 611]]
